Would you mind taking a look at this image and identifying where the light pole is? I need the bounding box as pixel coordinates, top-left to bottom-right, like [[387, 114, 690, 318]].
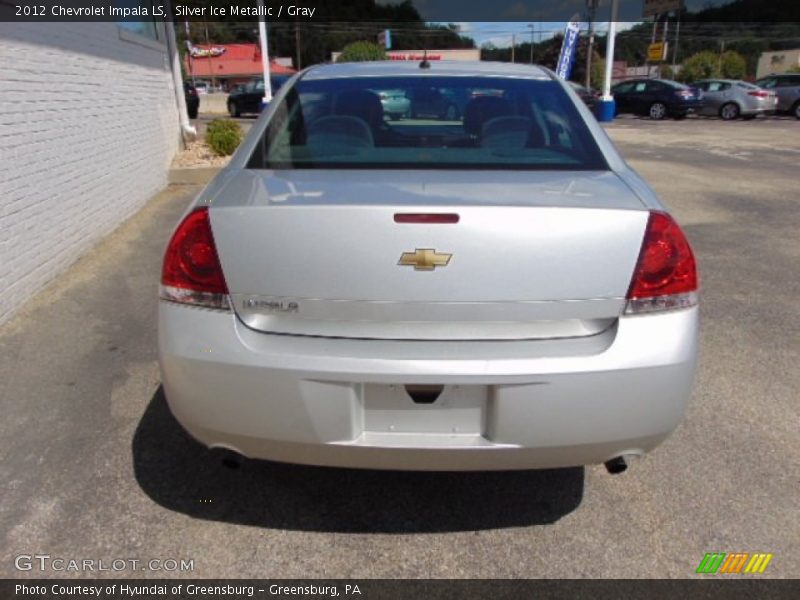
[[257, 0, 272, 108], [585, 0, 598, 89], [597, 0, 619, 121]]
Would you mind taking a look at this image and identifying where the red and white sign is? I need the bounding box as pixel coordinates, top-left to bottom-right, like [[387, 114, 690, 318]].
[[331, 48, 480, 62]]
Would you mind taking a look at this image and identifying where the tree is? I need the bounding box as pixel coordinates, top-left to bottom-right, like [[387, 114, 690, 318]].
[[679, 51, 720, 82], [660, 64, 675, 80], [720, 51, 747, 79], [336, 41, 387, 62]]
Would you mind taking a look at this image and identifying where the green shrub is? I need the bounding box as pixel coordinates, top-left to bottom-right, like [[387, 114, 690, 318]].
[[719, 51, 746, 79], [336, 41, 387, 63], [679, 51, 720, 82], [678, 50, 748, 82], [206, 119, 242, 156]]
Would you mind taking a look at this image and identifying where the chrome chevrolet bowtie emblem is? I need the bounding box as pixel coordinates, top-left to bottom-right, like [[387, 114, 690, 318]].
[[398, 249, 452, 271]]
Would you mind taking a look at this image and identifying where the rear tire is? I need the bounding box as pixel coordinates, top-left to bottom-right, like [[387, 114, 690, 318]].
[[228, 102, 240, 118], [720, 102, 740, 120], [648, 102, 667, 120], [793, 101, 800, 120]]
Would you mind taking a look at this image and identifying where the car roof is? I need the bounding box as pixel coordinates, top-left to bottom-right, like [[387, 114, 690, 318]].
[[301, 61, 553, 81]]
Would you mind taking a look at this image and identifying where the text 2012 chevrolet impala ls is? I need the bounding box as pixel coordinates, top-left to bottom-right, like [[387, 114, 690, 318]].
[[158, 61, 698, 473]]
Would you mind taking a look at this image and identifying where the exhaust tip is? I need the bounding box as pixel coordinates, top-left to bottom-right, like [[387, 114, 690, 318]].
[[211, 447, 244, 470], [604, 456, 629, 475]]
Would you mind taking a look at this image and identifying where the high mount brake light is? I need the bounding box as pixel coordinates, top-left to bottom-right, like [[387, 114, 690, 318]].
[[160, 207, 230, 310], [394, 213, 460, 224], [625, 211, 698, 315]]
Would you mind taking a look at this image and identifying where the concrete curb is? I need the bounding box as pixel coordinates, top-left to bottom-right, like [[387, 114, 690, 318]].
[[199, 92, 229, 115], [168, 167, 221, 185]]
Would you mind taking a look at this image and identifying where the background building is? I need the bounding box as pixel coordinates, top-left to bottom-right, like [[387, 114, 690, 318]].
[[0, 21, 186, 326], [757, 49, 800, 78], [331, 48, 481, 63], [185, 43, 296, 90]]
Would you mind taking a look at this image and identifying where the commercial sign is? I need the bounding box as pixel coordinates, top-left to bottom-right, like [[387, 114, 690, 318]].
[[555, 18, 581, 80], [647, 42, 668, 62], [331, 49, 480, 62], [643, 0, 683, 18], [378, 29, 392, 50]]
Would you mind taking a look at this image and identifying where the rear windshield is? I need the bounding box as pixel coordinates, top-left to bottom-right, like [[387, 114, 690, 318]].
[[248, 76, 608, 171]]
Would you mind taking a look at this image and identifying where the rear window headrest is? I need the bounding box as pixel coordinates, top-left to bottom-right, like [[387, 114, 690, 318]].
[[307, 115, 374, 147], [333, 90, 385, 129], [463, 96, 513, 136]]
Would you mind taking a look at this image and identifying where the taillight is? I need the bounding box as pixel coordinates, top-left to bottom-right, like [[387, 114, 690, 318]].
[[160, 207, 230, 310], [747, 90, 769, 98], [625, 211, 698, 314], [394, 213, 460, 224]]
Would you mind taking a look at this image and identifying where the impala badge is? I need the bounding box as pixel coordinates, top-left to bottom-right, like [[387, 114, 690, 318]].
[[398, 249, 452, 271]]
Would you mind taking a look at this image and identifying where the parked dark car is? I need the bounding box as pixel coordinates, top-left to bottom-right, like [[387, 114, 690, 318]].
[[612, 78, 703, 120], [184, 82, 199, 119], [227, 76, 291, 117], [568, 81, 597, 109], [754, 73, 800, 119]]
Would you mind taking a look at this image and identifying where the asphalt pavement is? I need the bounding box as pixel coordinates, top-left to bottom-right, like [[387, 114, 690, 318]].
[[0, 117, 798, 578]]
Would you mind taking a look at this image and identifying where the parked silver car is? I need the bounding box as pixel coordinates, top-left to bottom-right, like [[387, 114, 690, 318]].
[[374, 88, 410, 120], [693, 79, 777, 119], [755, 73, 800, 119], [159, 61, 699, 473]]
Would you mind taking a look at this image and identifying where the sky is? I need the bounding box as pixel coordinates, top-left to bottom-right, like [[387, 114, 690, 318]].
[[381, 0, 717, 23], [443, 22, 641, 48]]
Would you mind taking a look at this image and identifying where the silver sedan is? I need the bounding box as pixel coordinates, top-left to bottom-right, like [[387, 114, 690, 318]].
[[694, 79, 778, 119], [158, 61, 699, 473]]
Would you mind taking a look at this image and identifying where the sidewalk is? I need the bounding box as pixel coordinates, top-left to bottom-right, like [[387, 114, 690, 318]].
[[0, 185, 198, 575]]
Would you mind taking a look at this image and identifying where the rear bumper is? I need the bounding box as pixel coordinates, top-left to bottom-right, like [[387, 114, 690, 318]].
[[741, 104, 773, 115], [670, 102, 703, 115], [158, 302, 698, 470]]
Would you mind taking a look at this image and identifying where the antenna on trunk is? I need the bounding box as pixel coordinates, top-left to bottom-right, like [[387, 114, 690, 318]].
[[419, 50, 430, 69]]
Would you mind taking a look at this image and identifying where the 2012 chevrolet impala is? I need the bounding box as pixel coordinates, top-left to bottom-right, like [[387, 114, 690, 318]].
[[158, 61, 698, 473]]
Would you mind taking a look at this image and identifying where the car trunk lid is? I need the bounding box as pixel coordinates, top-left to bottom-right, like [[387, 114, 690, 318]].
[[208, 169, 648, 340]]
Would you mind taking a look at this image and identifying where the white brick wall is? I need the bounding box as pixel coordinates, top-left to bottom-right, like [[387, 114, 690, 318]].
[[0, 22, 180, 325]]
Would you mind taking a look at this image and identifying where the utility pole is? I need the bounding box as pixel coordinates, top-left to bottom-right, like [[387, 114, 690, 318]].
[[511, 34, 515, 63], [204, 22, 216, 89], [585, 0, 598, 89], [645, 15, 658, 78], [718, 39, 726, 74], [528, 24, 535, 64], [671, 5, 682, 71], [660, 17, 669, 78], [185, 21, 195, 86], [295, 21, 302, 70]]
